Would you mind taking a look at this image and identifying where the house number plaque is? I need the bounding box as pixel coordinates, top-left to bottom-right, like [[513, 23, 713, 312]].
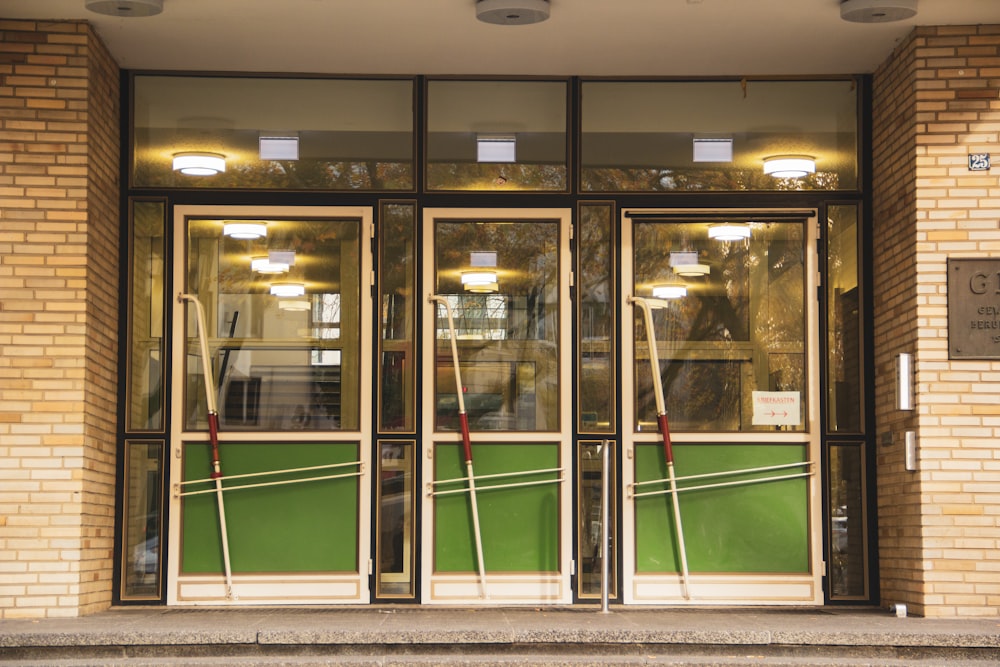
[[949, 257, 1000, 358]]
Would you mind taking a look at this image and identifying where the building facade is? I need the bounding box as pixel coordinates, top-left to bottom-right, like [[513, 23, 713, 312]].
[[0, 19, 998, 618]]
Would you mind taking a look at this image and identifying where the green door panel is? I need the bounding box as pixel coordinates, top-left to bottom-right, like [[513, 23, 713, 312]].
[[434, 442, 560, 573], [181, 442, 360, 573], [635, 443, 809, 573]]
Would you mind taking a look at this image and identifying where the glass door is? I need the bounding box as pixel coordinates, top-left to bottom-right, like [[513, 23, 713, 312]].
[[168, 205, 373, 605], [621, 210, 822, 605], [421, 208, 573, 604]]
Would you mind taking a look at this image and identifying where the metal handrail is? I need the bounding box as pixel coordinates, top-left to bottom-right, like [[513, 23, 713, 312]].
[[631, 461, 812, 489], [177, 469, 363, 497], [179, 460, 363, 488], [429, 474, 564, 497], [431, 466, 564, 488], [631, 470, 813, 499]]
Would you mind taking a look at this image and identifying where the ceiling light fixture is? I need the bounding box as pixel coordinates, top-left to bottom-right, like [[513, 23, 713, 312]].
[[85, 0, 163, 17], [251, 256, 289, 274], [270, 283, 306, 298], [707, 223, 751, 242], [669, 251, 710, 277], [172, 152, 226, 176], [763, 155, 816, 179], [476, 0, 550, 25], [466, 282, 499, 294], [461, 271, 498, 287], [840, 0, 917, 23], [652, 284, 687, 299], [223, 222, 267, 240], [673, 263, 710, 277], [278, 298, 311, 311]]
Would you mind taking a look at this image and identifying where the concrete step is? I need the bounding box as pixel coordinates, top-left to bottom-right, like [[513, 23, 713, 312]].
[[3, 607, 999, 667], [6, 657, 1000, 667], [4, 642, 1000, 667]]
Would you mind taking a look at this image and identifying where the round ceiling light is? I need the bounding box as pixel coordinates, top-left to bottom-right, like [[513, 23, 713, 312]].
[[707, 223, 752, 242], [461, 271, 498, 286], [172, 152, 226, 176], [840, 0, 917, 23], [270, 283, 306, 298], [85, 0, 163, 17], [476, 0, 550, 25], [278, 299, 311, 311], [223, 222, 266, 240], [251, 256, 289, 274], [763, 155, 816, 179], [652, 284, 687, 299], [673, 263, 710, 278]]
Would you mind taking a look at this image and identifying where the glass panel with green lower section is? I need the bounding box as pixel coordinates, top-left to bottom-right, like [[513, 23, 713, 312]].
[[434, 442, 560, 573], [181, 442, 359, 573], [635, 443, 808, 573]]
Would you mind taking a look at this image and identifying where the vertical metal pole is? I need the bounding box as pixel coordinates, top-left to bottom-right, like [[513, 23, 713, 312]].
[[600, 439, 610, 613]]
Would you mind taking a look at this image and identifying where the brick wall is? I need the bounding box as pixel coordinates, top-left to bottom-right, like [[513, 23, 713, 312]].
[[0, 20, 120, 618], [873, 25, 1000, 617]]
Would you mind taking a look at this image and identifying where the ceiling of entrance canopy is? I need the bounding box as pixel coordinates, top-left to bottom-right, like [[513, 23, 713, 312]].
[[4, 1, 998, 76]]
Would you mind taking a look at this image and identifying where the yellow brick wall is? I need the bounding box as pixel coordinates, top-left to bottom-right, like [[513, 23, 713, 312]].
[[0, 20, 120, 619], [874, 25, 1000, 617]]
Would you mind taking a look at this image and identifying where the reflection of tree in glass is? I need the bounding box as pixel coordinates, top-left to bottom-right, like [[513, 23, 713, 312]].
[[632, 222, 748, 427], [632, 221, 805, 429], [435, 221, 560, 336], [578, 206, 612, 309], [578, 205, 614, 428], [581, 167, 839, 193], [751, 225, 805, 398], [435, 221, 558, 300], [427, 163, 566, 191], [135, 156, 413, 190]]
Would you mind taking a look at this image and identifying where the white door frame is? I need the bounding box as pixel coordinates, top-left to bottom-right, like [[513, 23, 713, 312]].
[[620, 207, 823, 605], [420, 207, 574, 605], [167, 205, 374, 605]]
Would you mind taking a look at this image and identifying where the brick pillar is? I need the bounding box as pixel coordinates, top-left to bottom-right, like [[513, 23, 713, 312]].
[[873, 25, 1000, 617], [0, 20, 120, 618]]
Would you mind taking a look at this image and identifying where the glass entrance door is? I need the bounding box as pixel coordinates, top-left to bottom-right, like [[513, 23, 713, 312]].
[[621, 210, 822, 605], [421, 208, 573, 604], [168, 205, 373, 605]]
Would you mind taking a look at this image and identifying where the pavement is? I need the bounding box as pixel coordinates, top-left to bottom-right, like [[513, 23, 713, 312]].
[[1, 605, 999, 666]]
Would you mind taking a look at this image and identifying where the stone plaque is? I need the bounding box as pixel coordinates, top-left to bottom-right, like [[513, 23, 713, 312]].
[[949, 258, 1000, 358]]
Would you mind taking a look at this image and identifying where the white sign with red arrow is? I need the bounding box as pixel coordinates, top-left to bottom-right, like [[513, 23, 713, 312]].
[[751, 391, 801, 426]]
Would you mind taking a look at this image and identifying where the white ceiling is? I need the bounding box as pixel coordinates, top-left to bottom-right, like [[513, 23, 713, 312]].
[[4, 0, 998, 76]]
